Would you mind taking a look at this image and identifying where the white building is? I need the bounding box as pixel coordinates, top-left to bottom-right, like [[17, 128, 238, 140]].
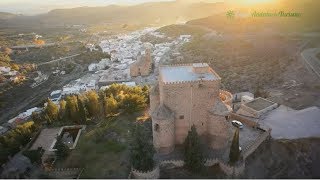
[[50, 90, 62, 104], [0, 66, 11, 74]]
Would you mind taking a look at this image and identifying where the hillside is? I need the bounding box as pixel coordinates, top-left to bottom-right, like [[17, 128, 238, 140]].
[[157, 0, 320, 109], [0, 12, 17, 20], [187, 0, 320, 34], [245, 138, 320, 178], [1, 2, 227, 29]]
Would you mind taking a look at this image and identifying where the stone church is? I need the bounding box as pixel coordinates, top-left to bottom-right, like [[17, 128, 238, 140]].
[[150, 63, 233, 154], [130, 48, 153, 77]]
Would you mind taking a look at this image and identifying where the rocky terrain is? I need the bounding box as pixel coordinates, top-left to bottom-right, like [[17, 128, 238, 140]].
[[245, 138, 320, 178]]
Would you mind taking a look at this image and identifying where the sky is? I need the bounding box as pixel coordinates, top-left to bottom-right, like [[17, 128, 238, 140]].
[[0, 0, 175, 15]]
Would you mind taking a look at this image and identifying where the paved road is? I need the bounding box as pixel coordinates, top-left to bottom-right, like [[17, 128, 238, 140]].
[[300, 48, 320, 78], [37, 53, 81, 66], [261, 105, 320, 139], [11, 43, 56, 50]]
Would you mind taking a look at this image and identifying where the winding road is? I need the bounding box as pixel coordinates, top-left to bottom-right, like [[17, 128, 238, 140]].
[[300, 48, 320, 79]]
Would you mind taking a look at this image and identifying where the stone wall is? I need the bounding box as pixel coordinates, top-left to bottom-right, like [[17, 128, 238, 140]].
[[160, 160, 185, 167], [152, 117, 175, 154], [239, 102, 278, 118], [207, 115, 231, 150], [230, 113, 258, 128], [47, 168, 83, 179], [219, 161, 245, 177], [159, 80, 220, 144], [242, 129, 271, 159], [131, 166, 160, 179], [149, 85, 160, 114], [158, 158, 245, 177]]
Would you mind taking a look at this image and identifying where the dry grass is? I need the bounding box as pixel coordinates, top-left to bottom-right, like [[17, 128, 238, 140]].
[[55, 112, 148, 178]]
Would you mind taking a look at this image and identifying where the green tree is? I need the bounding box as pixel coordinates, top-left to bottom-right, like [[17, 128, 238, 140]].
[[31, 112, 43, 124], [44, 99, 59, 124], [0, 121, 38, 159], [142, 85, 150, 104], [122, 94, 147, 113], [77, 95, 88, 123], [0, 145, 10, 165], [0, 52, 11, 63], [183, 125, 204, 172], [65, 96, 79, 123], [130, 123, 155, 171], [55, 135, 70, 160], [85, 91, 100, 118], [23, 147, 44, 164], [104, 95, 118, 116], [229, 128, 240, 164], [11, 64, 20, 71], [59, 100, 66, 121]]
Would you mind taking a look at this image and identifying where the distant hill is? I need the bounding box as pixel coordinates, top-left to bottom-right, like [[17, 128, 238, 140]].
[[0, 12, 17, 20], [186, 0, 320, 34], [1, 1, 227, 28]]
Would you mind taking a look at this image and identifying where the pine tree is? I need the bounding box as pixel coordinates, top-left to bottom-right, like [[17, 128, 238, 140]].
[[55, 135, 70, 160], [130, 124, 155, 171], [77, 95, 88, 123], [183, 125, 204, 172], [229, 128, 240, 164]]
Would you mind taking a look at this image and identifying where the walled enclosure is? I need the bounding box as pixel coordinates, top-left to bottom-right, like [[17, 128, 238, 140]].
[[151, 63, 233, 154]]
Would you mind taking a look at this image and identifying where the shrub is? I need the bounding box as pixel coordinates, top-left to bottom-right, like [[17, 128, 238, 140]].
[[55, 135, 70, 160], [183, 125, 204, 172], [130, 124, 155, 171], [229, 128, 240, 164]]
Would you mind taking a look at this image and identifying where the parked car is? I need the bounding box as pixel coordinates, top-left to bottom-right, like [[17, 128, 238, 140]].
[[232, 120, 244, 129]]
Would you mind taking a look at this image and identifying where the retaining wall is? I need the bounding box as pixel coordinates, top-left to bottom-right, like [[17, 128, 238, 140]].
[[160, 160, 185, 167], [47, 168, 83, 179], [219, 161, 245, 177], [131, 166, 160, 179], [158, 158, 245, 177], [242, 129, 270, 159], [230, 113, 258, 128]]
